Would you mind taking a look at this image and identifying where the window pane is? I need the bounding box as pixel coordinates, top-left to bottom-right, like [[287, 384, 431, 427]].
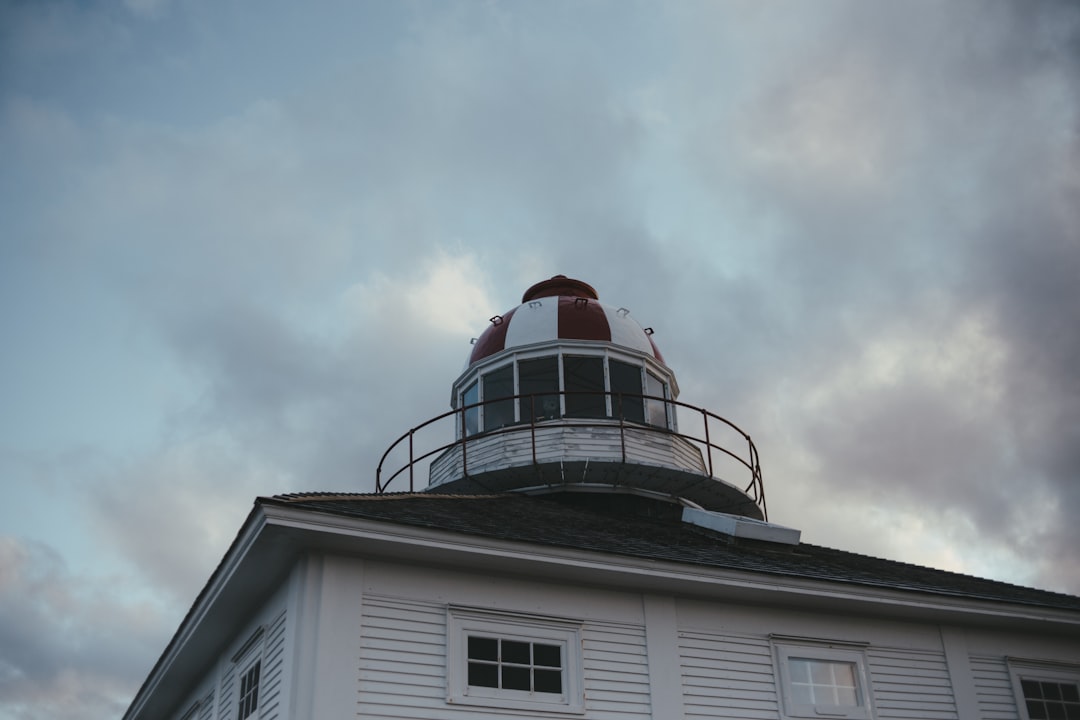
[[835, 686, 858, 706], [810, 661, 833, 684], [468, 636, 497, 661], [534, 669, 563, 694], [483, 365, 515, 430], [645, 371, 668, 428], [502, 666, 531, 690], [533, 643, 562, 668], [790, 683, 815, 705], [519, 357, 561, 421], [1050, 702, 1068, 720], [1063, 684, 1080, 703], [502, 640, 530, 665], [610, 360, 644, 424], [1029, 699, 1049, 720], [789, 659, 812, 683], [564, 356, 605, 418], [469, 662, 498, 688], [1047, 684, 1065, 701], [463, 382, 479, 437], [1026, 681, 1046, 699]]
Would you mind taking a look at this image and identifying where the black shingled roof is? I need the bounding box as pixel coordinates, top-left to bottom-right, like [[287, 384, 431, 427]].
[[263, 492, 1080, 612]]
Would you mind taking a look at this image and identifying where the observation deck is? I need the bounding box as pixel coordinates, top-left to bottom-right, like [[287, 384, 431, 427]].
[[376, 390, 767, 520]]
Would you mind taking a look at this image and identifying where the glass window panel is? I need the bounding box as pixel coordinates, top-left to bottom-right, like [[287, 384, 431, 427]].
[[1050, 702, 1068, 720], [463, 382, 479, 437], [645, 371, 668, 428], [832, 662, 857, 688], [483, 365, 515, 430], [519, 357, 561, 421], [789, 659, 812, 683], [790, 683, 815, 705], [563, 356, 605, 418], [1046, 684, 1065, 701], [468, 636, 498, 661], [1029, 699, 1049, 720], [501, 640, 531, 665], [502, 666, 531, 690], [533, 643, 562, 668], [1063, 684, 1080, 703], [534, 669, 563, 694], [1026, 681, 1046, 699], [810, 661, 833, 684], [610, 360, 645, 423], [835, 686, 858, 706], [469, 662, 498, 688]]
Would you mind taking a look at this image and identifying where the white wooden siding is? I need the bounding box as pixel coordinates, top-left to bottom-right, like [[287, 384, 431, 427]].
[[971, 655, 1019, 720], [196, 692, 215, 720], [429, 424, 705, 487], [866, 647, 958, 720], [258, 608, 287, 719], [679, 631, 780, 720], [359, 595, 652, 720], [581, 622, 651, 720], [217, 662, 235, 720], [358, 597, 447, 720]]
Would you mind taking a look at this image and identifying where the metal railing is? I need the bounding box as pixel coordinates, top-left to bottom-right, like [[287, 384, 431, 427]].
[[375, 391, 767, 520]]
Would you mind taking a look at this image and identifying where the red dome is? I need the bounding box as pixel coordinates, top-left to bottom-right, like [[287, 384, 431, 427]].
[[469, 276, 664, 366]]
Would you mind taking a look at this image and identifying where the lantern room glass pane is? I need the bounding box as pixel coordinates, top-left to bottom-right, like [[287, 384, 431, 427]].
[[610, 360, 645, 424], [563, 356, 605, 418], [483, 365, 515, 430], [645, 371, 668, 428], [519, 356, 561, 421], [463, 381, 479, 437]]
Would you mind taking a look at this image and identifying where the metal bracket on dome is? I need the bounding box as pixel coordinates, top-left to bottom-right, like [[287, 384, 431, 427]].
[[470, 338, 477, 345], [574, 297, 589, 308], [644, 327, 654, 335], [616, 307, 630, 316], [489, 315, 503, 325], [528, 301, 542, 309]]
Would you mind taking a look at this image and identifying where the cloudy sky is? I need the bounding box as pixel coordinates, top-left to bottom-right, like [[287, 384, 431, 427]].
[[2, 0, 1079, 717]]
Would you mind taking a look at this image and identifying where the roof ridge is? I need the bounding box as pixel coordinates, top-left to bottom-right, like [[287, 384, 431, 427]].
[[267, 492, 510, 503]]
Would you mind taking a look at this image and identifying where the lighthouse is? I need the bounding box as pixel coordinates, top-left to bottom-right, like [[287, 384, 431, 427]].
[[377, 275, 767, 521], [125, 273, 1080, 720]]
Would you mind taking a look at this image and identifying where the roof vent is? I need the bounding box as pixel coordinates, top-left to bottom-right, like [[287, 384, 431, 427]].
[[682, 507, 800, 545]]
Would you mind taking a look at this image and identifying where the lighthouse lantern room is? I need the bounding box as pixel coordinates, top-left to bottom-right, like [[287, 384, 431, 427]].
[[377, 275, 766, 520]]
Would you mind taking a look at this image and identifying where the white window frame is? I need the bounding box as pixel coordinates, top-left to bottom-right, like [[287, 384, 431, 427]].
[[447, 607, 584, 714], [773, 639, 874, 720], [231, 626, 265, 720], [1009, 659, 1080, 720]]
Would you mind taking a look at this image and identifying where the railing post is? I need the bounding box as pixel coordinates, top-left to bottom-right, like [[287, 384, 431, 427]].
[[530, 394, 538, 466], [617, 393, 626, 463], [702, 407, 714, 478], [461, 406, 469, 478], [408, 430, 415, 492]]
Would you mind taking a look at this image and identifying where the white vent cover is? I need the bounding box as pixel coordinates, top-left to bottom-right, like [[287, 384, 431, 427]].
[[682, 507, 801, 545]]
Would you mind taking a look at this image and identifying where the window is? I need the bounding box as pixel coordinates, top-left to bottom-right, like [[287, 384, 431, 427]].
[[519, 356, 561, 421], [463, 381, 479, 436], [483, 364, 515, 430], [774, 642, 873, 720], [645, 370, 668, 427], [231, 626, 264, 720], [238, 660, 261, 720], [447, 608, 584, 713], [563, 356, 605, 418], [463, 351, 674, 434], [609, 360, 644, 424], [1011, 662, 1080, 720]]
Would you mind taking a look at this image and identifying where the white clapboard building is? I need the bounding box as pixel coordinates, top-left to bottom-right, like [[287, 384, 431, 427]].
[[125, 276, 1080, 720]]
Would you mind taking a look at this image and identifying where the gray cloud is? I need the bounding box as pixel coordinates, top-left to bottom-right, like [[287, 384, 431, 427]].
[[3, 3, 1080, 719]]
